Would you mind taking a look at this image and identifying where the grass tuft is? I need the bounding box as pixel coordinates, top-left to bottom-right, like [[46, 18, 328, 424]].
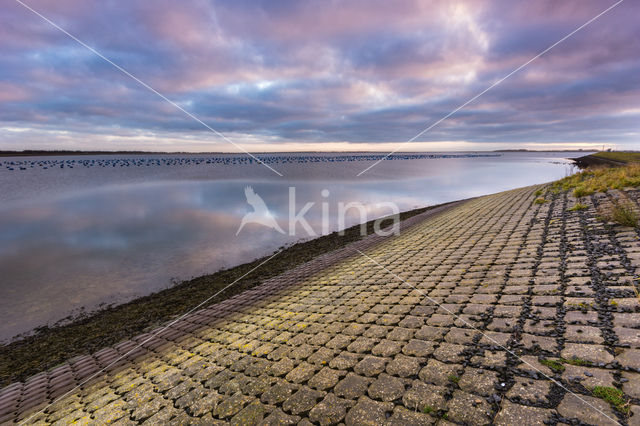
[[561, 357, 593, 367], [568, 203, 588, 211], [598, 200, 639, 228], [447, 374, 460, 384], [540, 358, 565, 373], [573, 186, 593, 198], [422, 405, 435, 414], [592, 386, 629, 414]]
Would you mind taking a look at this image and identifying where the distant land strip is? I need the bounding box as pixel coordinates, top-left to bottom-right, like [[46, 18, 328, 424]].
[[0, 149, 595, 157]]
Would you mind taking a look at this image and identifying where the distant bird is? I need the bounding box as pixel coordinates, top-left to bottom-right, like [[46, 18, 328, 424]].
[[236, 186, 285, 235]]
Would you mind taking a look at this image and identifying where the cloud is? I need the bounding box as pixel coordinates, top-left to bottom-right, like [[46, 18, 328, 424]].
[[0, 0, 638, 151]]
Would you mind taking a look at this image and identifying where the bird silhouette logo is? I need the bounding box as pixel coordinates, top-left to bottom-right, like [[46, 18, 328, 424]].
[[236, 186, 285, 235]]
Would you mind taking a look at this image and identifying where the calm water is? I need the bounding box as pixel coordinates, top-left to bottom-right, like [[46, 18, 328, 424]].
[[0, 151, 588, 340]]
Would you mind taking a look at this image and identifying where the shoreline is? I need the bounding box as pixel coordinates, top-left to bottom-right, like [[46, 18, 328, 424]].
[[0, 200, 461, 386]]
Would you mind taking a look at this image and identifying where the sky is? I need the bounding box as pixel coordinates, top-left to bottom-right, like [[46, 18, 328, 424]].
[[0, 0, 639, 152]]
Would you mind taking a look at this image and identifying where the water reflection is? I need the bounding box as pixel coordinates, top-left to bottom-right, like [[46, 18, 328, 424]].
[[0, 152, 583, 340]]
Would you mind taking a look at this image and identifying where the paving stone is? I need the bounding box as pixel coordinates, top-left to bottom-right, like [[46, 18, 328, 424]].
[[385, 406, 436, 425], [402, 339, 436, 357], [260, 380, 298, 405], [91, 399, 127, 423], [354, 356, 388, 377], [242, 375, 275, 397], [446, 390, 493, 425], [522, 333, 557, 352], [613, 313, 640, 328], [471, 350, 508, 368], [523, 319, 555, 335], [505, 377, 551, 405], [347, 336, 377, 353], [140, 405, 182, 424], [478, 331, 511, 347], [419, 359, 462, 386], [557, 393, 619, 426], [367, 374, 405, 402], [432, 343, 466, 363], [308, 393, 351, 425], [489, 318, 517, 332], [445, 327, 478, 344], [565, 325, 604, 344], [307, 347, 335, 366], [325, 335, 353, 350], [285, 362, 316, 384], [307, 367, 341, 391], [387, 327, 414, 342], [562, 365, 615, 389], [414, 326, 447, 341], [344, 396, 393, 426], [328, 352, 359, 370], [402, 381, 447, 411], [617, 349, 640, 370], [230, 400, 266, 425], [219, 374, 250, 395], [343, 323, 368, 336], [289, 344, 315, 360], [385, 354, 421, 378], [427, 314, 455, 327], [364, 325, 390, 339], [629, 406, 640, 426], [269, 358, 296, 377], [565, 311, 599, 325], [561, 343, 614, 364], [260, 408, 300, 425], [378, 314, 403, 326], [614, 327, 640, 347], [622, 371, 640, 399], [458, 367, 499, 396], [214, 393, 253, 419], [398, 316, 424, 329], [371, 339, 402, 357], [530, 307, 557, 319], [131, 396, 166, 422], [334, 373, 371, 400], [494, 399, 554, 426], [282, 386, 324, 416]]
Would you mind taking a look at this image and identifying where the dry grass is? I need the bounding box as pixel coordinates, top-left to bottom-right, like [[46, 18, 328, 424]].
[[568, 203, 588, 211], [551, 164, 640, 197]]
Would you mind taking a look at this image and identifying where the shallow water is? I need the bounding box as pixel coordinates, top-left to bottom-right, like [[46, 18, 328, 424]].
[[0, 151, 588, 340]]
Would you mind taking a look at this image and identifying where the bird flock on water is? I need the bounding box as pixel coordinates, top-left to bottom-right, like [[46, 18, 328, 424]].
[[1, 153, 500, 171]]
